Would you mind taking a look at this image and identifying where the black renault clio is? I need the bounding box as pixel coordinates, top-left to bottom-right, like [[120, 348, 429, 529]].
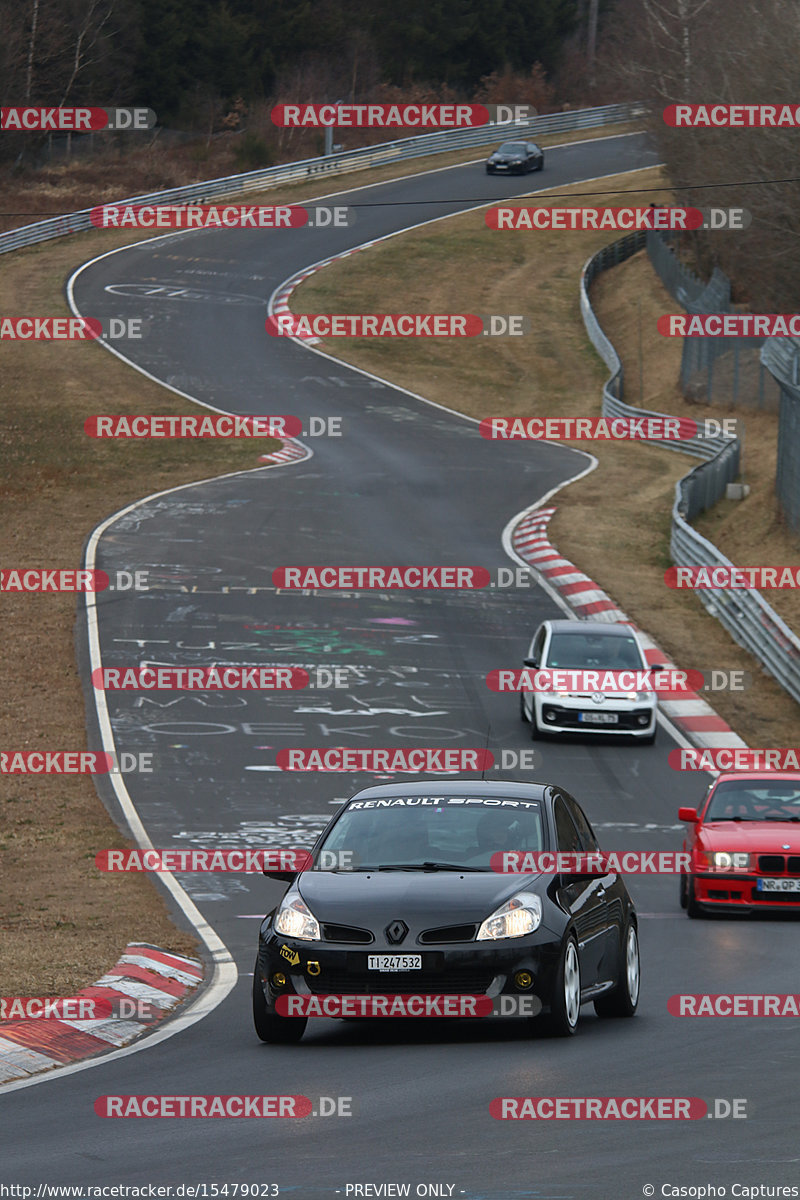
[[254, 780, 639, 1043]]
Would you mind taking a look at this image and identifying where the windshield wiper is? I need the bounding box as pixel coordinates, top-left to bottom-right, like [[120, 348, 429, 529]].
[[713, 815, 800, 823], [376, 861, 485, 872]]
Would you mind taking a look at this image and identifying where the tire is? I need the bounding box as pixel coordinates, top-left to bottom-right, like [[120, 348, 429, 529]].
[[540, 936, 581, 1036], [537, 157, 544, 171], [519, 691, 528, 723], [594, 921, 640, 1018], [529, 701, 542, 740], [679, 873, 688, 909], [686, 876, 704, 919], [252, 961, 307, 1044], [640, 726, 657, 746]]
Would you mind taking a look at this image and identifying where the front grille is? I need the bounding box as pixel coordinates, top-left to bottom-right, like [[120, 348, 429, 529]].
[[789, 856, 800, 874], [752, 889, 800, 903], [419, 924, 477, 944], [307, 970, 494, 995], [322, 923, 373, 944], [541, 705, 651, 731], [758, 855, 785, 873]]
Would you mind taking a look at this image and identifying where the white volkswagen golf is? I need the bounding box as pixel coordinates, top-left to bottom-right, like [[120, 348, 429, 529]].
[[519, 620, 663, 744]]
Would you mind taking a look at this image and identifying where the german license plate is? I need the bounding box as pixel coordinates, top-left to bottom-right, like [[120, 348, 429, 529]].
[[578, 712, 619, 725], [367, 955, 422, 971], [757, 877, 800, 893]]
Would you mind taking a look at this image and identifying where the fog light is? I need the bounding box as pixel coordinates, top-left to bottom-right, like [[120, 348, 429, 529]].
[[545, 712, 557, 722], [306, 961, 321, 977], [638, 715, 649, 726], [271, 972, 286, 989], [514, 970, 533, 989]]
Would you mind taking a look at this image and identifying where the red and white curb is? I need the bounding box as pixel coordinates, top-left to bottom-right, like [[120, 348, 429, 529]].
[[0, 944, 203, 1084], [258, 436, 310, 466], [512, 507, 746, 749], [269, 244, 372, 346]]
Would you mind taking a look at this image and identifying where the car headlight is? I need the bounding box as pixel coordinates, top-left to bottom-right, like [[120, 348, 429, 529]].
[[274, 893, 321, 941], [476, 892, 542, 940], [710, 851, 750, 872]]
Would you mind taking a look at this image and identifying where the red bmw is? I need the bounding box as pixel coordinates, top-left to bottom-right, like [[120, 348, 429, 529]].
[[679, 771, 800, 917]]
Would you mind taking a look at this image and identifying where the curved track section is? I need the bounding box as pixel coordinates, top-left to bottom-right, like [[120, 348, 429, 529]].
[[3, 135, 799, 1199]]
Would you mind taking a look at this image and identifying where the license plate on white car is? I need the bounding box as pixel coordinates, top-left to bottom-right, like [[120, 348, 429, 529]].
[[756, 878, 800, 893], [578, 712, 619, 725], [367, 955, 422, 971]]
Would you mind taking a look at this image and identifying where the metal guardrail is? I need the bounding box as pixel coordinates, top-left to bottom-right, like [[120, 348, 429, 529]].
[[0, 102, 645, 256], [580, 230, 800, 706], [670, 505, 800, 700], [580, 231, 735, 467], [761, 336, 800, 532]]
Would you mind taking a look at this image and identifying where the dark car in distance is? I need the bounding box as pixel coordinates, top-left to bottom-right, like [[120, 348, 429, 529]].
[[485, 140, 544, 174], [254, 780, 639, 1043]]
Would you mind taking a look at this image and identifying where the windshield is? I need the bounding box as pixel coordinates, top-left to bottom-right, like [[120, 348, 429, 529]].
[[544, 632, 644, 670], [498, 142, 527, 153], [706, 781, 800, 822], [316, 795, 546, 870]]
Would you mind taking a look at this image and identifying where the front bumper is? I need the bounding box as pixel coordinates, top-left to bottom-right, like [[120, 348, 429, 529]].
[[256, 928, 563, 1016], [486, 162, 525, 173], [534, 695, 656, 736], [691, 872, 800, 910]]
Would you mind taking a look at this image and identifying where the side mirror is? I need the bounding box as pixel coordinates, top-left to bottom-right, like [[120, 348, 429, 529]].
[[262, 868, 299, 883], [650, 663, 667, 671], [262, 850, 312, 881], [263, 868, 302, 888], [523, 657, 538, 668], [678, 807, 698, 823]]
